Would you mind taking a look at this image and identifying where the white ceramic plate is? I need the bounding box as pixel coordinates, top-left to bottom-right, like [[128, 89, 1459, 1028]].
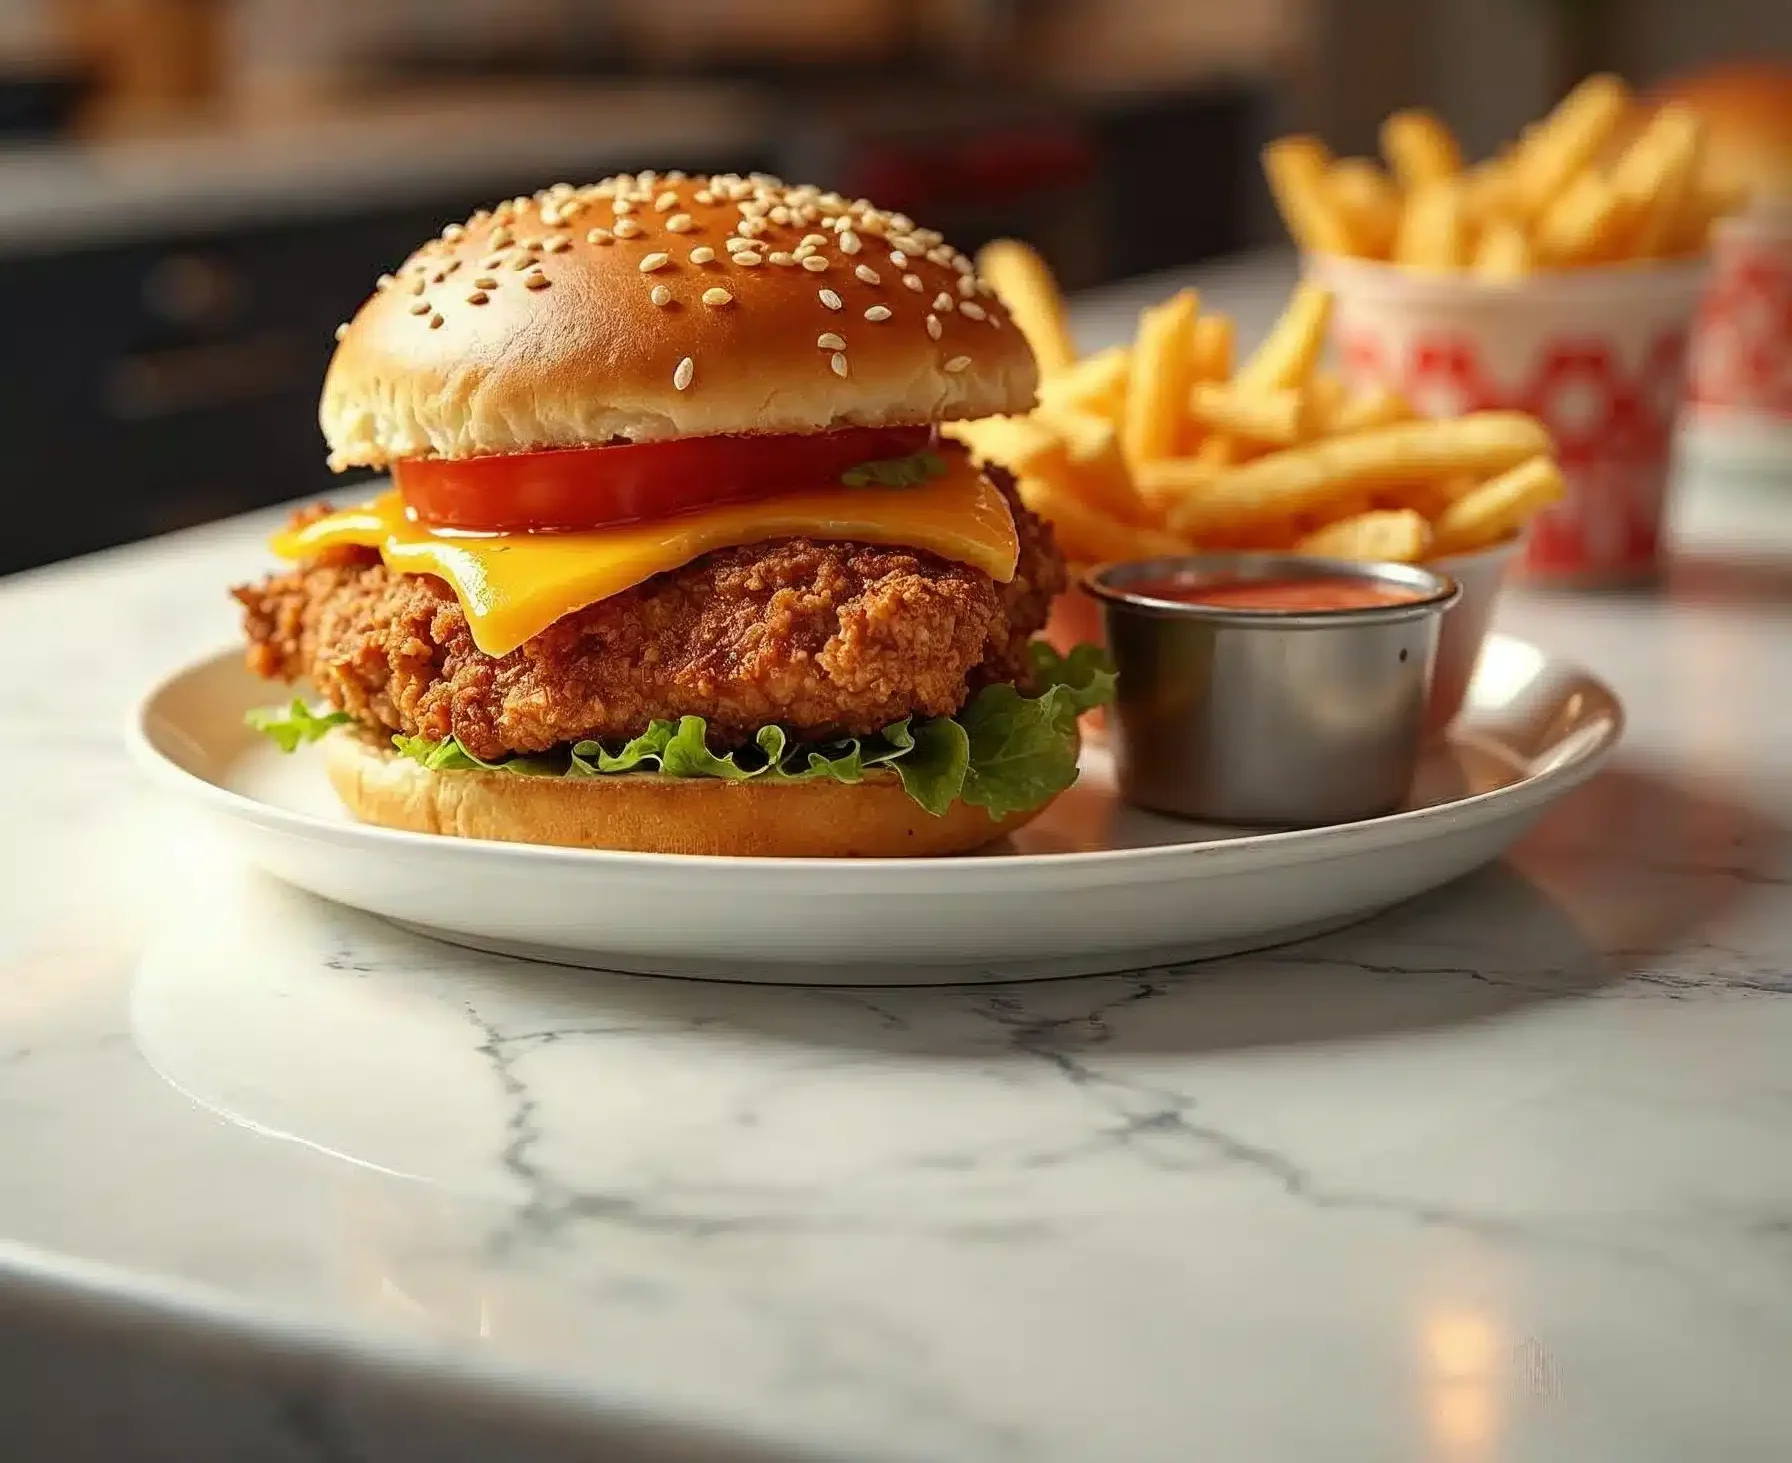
[[129, 635, 1620, 985]]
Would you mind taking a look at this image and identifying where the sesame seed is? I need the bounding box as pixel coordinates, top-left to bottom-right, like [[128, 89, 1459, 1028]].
[[944, 355, 971, 373], [489, 227, 513, 248], [819, 288, 843, 310], [736, 217, 766, 238], [927, 246, 955, 266], [410, 279, 427, 296], [655, 191, 678, 212], [903, 274, 924, 292], [408, 300, 430, 315], [864, 305, 892, 321], [521, 238, 542, 252], [799, 233, 828, 248], [934, 292, 956, 312], [524, 272, 551, 290], [817, 331, 847, 350], [511, 255, 534, 271], [613, 199, 633, 215], [334, 323, 349, 340], [724, 235, 753, 250], [674, 356, 695, 391], [467, 290, 489, 305], [839, 230, 862, 255], [666, 213, 694, 233], [769, 206, 793, 225], [702, 287, 733, 307], [854, 264, 881, 285], [613, 218, 642, 239], [769, 252, 796, 267], [474, 275, 498, 288], [445, 259, 463, 274], [442, 223, 466, 242], [650, 284, 672, 306], [376, 274, 395, 291], [544, 235, 571, 253], [694, 189, 715, 205], [958, 274, 977, 297], [793, 243, 817, 260], [831, 352, 850, 378], [800, 255, 830, 272], [640, 253, 671, 272], [429, 313, 445, 329], [735, 251, 763, 266], [429, 268, 447, 284], [483, 255, 507, 269], [959, 301, 987, 321], [889, 250, 907, 268], [926, 313, 942, 339], [689, 246, 716, 264]]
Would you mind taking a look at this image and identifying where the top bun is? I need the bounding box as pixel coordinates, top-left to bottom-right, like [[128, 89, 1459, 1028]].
[[321, 172, 1039, 469], [1653, 63, 1792, 204]]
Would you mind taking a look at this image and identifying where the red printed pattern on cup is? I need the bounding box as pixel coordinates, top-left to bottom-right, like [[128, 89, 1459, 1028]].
[[1338, 325, 1689, 581], [1688, 242, 1792, 418]]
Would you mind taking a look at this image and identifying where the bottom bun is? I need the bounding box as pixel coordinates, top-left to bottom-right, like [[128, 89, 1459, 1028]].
[[323, 730, 1062, 857]]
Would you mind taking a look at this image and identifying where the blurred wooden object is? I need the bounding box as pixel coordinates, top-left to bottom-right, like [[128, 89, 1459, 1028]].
[[55, 0, 229, 124]]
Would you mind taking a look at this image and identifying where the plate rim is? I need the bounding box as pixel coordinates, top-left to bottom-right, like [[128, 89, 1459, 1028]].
[[127, 635, 1624, 881]]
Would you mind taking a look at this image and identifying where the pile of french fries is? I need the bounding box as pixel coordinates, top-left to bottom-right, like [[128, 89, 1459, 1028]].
[[954, 241, 1565, 567], [1265, 74, 1747, 276]]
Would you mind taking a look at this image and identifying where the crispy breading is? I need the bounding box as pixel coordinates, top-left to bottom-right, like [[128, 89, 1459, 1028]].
[[236, 471, 1064, 758]]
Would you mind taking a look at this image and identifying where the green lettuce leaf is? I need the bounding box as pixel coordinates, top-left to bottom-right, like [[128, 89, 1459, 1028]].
[[244, 699, 350, 752], [249, 641, 1116, 821], [839, 450, 947, 489]]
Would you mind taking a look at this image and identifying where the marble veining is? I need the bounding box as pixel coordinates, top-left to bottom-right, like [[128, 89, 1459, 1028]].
[[1, 257, 1790, 1460]]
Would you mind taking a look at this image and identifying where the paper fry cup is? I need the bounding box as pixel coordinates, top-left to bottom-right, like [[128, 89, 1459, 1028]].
[[1309, 253, 1708, 587], [1682, 199, 1792, 470]]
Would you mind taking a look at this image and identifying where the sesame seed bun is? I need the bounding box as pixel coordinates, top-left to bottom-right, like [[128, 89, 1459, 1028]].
[[321, 173, 1039, 470], [321, 728, 1052, 857], [1653, 63, 1792, 204]]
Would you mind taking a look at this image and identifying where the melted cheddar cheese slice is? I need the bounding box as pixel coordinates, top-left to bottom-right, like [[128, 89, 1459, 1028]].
[[270, 452, 1019, 658]]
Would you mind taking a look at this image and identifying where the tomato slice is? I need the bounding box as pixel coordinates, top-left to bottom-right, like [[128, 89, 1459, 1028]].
[[394, 426, 937, 533]]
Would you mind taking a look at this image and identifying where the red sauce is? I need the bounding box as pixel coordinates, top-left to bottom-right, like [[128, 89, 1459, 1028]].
[[1127, 575, 1426, 612]]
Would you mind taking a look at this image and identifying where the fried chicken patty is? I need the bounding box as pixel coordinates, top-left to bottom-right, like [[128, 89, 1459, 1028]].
[[235, 469, 1064, 759]]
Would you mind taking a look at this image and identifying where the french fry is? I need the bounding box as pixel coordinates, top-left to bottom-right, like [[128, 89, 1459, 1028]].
[[1295, 508, 1432, 563], [1329, 386, 1412, 435], [1472, 218, 1534, 279], [1235, 281, 1332, 392], [1461, 157, 1519, 227], [1533, 170, 1626, 266], [1188, 314, 1235, 383], [1121, 289, 1200, 469], [1304, 373, 1348, 435], [946, 415, 1062, 475], [976, 238, 1080, 375], [1263, 136, 1355, 256], [1188, 383, 1308, 447], [1036, 346, 1129, 420], [1607, 103, 1705, 259], [1429, 455, 1566, 556], [1662, 180, 1748, 257], [1393, 180, 1469, 270], [1510, 73, 1631, 222], [1374, 473, 1477, 519], [1016, 470, 1192, 565], [1166, 412, 1553, 538], [1327, 158, 1402, 258], [1037, 408, 1154, 526], [1380, 109, 1462, 189]]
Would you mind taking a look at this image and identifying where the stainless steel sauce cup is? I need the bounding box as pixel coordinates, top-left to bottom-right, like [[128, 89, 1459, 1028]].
[[1084, 555, 1461, 827]]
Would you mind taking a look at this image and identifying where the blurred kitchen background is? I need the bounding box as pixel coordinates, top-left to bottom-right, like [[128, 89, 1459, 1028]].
[[0, 0, 1785, 574]]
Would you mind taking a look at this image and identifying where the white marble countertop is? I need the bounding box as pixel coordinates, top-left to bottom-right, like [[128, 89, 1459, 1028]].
[[2, 253, 1790, 1460]]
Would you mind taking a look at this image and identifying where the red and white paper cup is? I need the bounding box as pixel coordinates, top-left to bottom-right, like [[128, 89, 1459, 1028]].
[[1309, 254, 1708, 587], [1681, 199, 1792, 470]]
